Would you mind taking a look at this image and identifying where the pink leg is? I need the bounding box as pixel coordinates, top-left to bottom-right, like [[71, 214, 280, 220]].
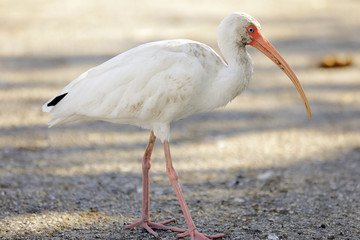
[[125, 131, 186, 237], [163, 141, 225, 240]]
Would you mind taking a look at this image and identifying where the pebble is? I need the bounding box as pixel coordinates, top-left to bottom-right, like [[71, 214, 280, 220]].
[[233, 198, 246, 204], [257, 170, 274, 180], [267, 233, 279, 240]]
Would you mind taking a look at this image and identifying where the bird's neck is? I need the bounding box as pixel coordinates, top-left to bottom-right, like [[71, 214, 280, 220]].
[[209, 45, 253, 109]]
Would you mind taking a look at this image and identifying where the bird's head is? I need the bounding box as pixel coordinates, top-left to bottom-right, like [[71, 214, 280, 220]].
[[218, 12, 262, 46], [218, 12, 311, 119]]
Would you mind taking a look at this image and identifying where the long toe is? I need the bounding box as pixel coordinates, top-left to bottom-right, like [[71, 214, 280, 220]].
[[148, 221, 186, 232], [125, 218, 186, 237]]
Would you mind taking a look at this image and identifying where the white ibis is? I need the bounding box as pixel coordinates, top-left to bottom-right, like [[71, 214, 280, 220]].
[[43, 12, 311, 240]]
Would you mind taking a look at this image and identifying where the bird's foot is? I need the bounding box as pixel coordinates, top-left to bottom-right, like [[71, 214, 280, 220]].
[[177, 228, 225, 240], [125, 218, 186, 237]]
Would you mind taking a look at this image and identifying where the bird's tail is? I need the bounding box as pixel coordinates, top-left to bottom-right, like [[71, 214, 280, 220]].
[[42, 93, 68, 112], [42, 104, 53, 113]]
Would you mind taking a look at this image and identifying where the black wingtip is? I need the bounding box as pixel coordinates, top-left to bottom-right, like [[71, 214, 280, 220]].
[[47, 93, 68, 107]]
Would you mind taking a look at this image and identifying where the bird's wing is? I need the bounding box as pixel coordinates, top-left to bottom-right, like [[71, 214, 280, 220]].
[[43, 40, 223, 127]]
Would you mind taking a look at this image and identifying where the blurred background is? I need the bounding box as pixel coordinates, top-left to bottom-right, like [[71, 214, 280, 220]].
[[0, 0, 359, 239]]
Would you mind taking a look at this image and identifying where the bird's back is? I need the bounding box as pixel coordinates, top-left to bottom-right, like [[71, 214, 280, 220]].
[[43, 40, 225, 130]]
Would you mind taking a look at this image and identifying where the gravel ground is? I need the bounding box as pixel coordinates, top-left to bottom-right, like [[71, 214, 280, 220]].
[[1, 0, 359, 239]]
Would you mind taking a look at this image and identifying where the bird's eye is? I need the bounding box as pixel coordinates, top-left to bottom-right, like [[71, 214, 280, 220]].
[[248, 27, 255, 33]]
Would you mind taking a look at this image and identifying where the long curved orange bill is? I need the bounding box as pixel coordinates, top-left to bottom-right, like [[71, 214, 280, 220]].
[[249, 31, 311, 119]]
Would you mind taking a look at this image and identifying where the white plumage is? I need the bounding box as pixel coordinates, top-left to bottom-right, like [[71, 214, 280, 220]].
[[43, 26, 255, 141], [43, 12, 311, 240]]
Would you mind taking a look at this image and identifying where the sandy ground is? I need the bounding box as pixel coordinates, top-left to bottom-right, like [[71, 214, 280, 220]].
[[0, 0, 359, 239]]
